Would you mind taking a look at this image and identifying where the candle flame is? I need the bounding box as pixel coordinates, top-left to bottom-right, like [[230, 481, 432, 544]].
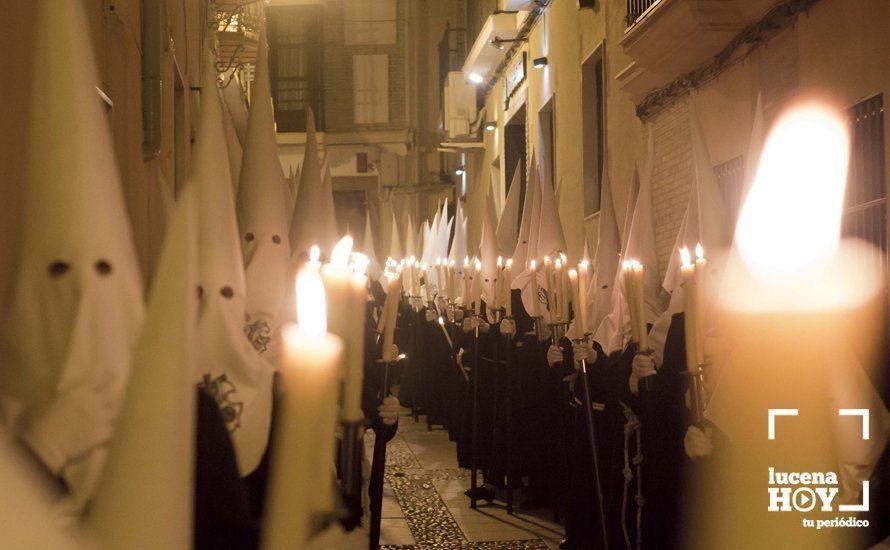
[[438, 317, 445, 325], [436, 257, 442, 266], [555, 258, 562, 269], [680, 246, 692, 267], [331, 236, 354, 267], [474, 258, 482, 270], [735, 103, 849, 278], [296, 268, 327, 338], [497, 256, 503, 267], [309, 245, 320, 263], [579, 259, 589, 270], [568, 268, 578, 279], [449, 259, 456, 267], [506, 258, 513, 268], [464, 256, 470, 267], [530, 259, 537, 270], [695, 242, 704, 260]]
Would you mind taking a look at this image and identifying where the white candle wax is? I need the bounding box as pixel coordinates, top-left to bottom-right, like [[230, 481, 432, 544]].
[[263, 270, 343, 550]]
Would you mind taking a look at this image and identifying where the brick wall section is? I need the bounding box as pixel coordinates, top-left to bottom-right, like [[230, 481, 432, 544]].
[[322, 0, 408, 132], [649, 99, 692, 280]]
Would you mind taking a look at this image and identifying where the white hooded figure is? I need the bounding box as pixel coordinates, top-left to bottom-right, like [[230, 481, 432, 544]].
[[88, 168, 198, 548], [586, 164, 621, 338], [0, 0, 145, 512], [387, 210, 403, 261], [448, 200, 468, 301], [219, 83, 243, 195], [289, 109, 329, 259], [221, 68, 249, 146], [479, 184, 500, 307], [237, 27, 293, 365], [362, 212, 383, 282], [593, 131, 663, 355], [496, 164, 522, 257], [194, 51, 275, 475], [511, 156, 547, 317]]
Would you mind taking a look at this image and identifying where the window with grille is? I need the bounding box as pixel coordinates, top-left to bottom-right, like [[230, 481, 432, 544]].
[[843, 94, 886, 266], [268, 5, 324, 132], [353, 54, 389, 125]]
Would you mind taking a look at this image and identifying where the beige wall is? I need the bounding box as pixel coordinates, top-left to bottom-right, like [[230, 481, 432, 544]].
[[461, 0, 890, 279]]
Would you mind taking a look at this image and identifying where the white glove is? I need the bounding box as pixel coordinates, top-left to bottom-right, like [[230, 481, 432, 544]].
[[454, 309, 465, 322], [389, 344, 399, 360], [378, 395, 401, 426], [629, 353, 657, 395], [462, 318, 474, 333], [409, 296, 424, 311], [425, 309, 437, 323], [500, 319, 516, 337], [684, 426, 713, 459], [571, 340, 597, 368], [546, 345, 564, 367], [22, 382, 118, 476], [475, 318, 491, 333]]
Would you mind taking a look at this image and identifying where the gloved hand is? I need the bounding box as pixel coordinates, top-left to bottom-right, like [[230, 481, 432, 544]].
[[378, 395, 401, 426], [546, 345, 564, 367], [389, 344, 399, 360], [462, 317, 473, 333], [475, 317, 491, 333], [454, 309, 465, 322], [500, 319, 516, 337], [684, 426, 713, 459], [571, 340, 597, 368], [22, 381, 118, 476], [629, 352, 657, 395], [425, 309, 437, 323], [409, 296, 424, 311], [435, 297, 447, 311]]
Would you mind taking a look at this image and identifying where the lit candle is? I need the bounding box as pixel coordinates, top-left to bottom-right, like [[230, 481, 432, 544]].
[[381, 271, 401, 362], [679, 247, 699, 375], [559, 253, 570, 322], [693, 243, 707, 364], [495, 256, 504, 309], [622, 260, 640, 344], [436, 257, 446, 298], [448, 259, 456, 302], [697, 103, 882, 549], [529, 259, 541, 317], [568, 268, 582, 333], [473, 258, 482, 315], [321, 236, 367, 423], [578, 259, 590, 334], [504, 258, 513, 317], [263, 269, 344, 549], [307, 244, 321, 271]]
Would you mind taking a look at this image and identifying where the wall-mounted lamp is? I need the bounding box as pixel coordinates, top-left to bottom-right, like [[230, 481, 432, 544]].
[[484, 121, 497, 131], [533, 56, 548, 69], [468, 72, 484, 84], [455, 166, 466, 176]]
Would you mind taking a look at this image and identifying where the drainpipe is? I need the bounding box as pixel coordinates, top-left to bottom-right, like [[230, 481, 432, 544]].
[[142, 0, 162, 161]]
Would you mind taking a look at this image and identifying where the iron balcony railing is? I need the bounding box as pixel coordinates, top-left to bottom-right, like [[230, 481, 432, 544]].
[[625, 0, 660, 26]]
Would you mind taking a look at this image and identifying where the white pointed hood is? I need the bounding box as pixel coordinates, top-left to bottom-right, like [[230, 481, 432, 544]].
[[690, 100, 732, 255], [221, 70, 249, 145], [742, 93, 766, 208], [362, 213, 383, 281], [289, 109, 329, 257], [89, 178, 198, 549], [496, 164, 522, 256], [237, 25, 292, 366], [480, 185, 500, 306], [0, 0, 145, 510], [194, 53, 274, 473], [403, 213, 417, 259], [512, 157, 536, 270], [387, 211, 402, 260], [536, 159, 567, 260], [511, 160, 547, 316], [437, 201, 453, 260], [587, 163, 621, 337], [220, 85, 243, 194]]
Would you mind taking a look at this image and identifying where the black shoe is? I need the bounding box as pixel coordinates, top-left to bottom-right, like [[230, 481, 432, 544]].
[[463, 484, 495, 503]]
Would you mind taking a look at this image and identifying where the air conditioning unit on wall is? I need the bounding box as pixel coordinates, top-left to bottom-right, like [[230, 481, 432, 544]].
[[443, 71, 476, 139]]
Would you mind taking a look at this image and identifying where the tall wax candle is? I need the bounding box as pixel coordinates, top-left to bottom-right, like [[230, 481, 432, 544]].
[[504, 259, 513, 317], [529, 260, 541, 317], [321, 237, 367, 423], [578, 260, 590, 334], [693, 243, 707, 364], [679, 247, 699, 374], [263, 269, 343, 549], [381, 272, 401, 362]]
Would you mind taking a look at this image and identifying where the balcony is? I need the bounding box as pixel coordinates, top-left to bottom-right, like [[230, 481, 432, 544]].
[[616, 0, 779, 102], [210, 3, 262, 68]]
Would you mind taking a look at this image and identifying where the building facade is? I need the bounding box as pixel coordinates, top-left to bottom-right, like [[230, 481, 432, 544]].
[[449, 0, 889, 277]]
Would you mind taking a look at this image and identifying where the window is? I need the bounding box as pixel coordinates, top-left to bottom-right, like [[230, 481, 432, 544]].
[[843, 94, 886, 264], [539, 97, 556, 188], [268, 5, 324, 132], [344, 0, 397, 45], [582, 46, 605, 217], [353, 54, 389, 125]]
